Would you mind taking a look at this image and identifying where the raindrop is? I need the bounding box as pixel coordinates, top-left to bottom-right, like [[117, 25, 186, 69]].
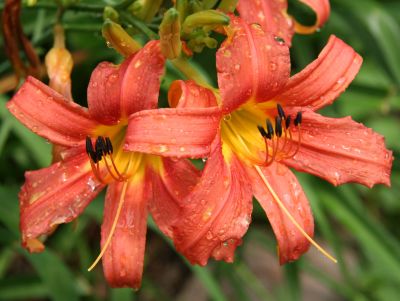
[[206, 231, 213, 240], [223, 114, 232, 121], [202, 158, 207, 163], [274, 36, 285, 45], [158, 145, 169, 153], [234, 64, 241, 71], [270, 63, 277, 71], [87, 177, 97, 192]]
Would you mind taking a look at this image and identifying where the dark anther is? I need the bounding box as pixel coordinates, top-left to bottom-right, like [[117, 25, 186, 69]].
[[95, 136, 107, 160], [275, 116, 282, 137], [266, 119, 274, 138], [277, 104, 286, 119], [294, 111, 302, 126], [105, 137, 113, 155], [257, 125, 268, 138], [86, 137, 98, 163], [285, 115, 291, 128]]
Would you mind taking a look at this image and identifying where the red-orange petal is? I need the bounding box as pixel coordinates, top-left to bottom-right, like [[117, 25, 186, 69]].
[[217, 17, 290, 113], [7, 76, 98, 147], [294, 0, 330, 34], [149, 158, 200, 237], [168, 80, 218, 108], [87, 62, 121, 125], [101, 178, 151, 289], [284, 109, 393, 188], [173, 137, 253, 265], [19, 152, 104, 251], [124, 107, 222, 158], [275, 35, 362, 110], [88, 41, 165, 123], [119, 41, 166, 118], [246, 162, 314, 264], [237, 0, 294, 46]]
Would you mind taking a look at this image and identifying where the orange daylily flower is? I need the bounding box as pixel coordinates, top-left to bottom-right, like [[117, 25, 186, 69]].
[[6, 41, 219, 288], [125, 17, 393, 265]]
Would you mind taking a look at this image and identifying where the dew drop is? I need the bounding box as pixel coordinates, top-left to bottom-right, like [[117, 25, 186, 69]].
[[158, 145, 168, 153], [223, 114, 231, 121], [234, 64, 241, 71], [87, 177, 97, 192], [202, 158, 207, 163], [270, 63, 277, 71], [179, 146, 186, 152], [274, 36, 285, 45]]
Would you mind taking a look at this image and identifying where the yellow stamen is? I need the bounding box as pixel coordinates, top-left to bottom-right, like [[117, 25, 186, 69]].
[[254, 165, 337, 263], [87, 181, 128, 271]]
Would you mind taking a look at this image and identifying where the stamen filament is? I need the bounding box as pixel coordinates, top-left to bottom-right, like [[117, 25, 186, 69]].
[[254, 165, 337, 263], [88, 181, 128, 271], [89, 160, 106, 184]]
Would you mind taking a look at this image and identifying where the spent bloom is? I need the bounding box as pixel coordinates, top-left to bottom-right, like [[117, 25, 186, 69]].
[[6, 41, 218, 288], [125, 17, 393, 265]]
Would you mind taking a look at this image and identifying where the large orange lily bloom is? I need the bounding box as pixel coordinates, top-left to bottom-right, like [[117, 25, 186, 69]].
[[6, 41, 219, 288], [125, 18, 393, 265]]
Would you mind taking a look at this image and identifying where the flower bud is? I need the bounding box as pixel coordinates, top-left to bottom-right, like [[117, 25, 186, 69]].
[[129, 0, 163, 22], [102, 20, 142, 57], [182, 10, 230, 34], [103, 6, 119, 22], [159, 8, 182, 59], [45, 25, 73, 100], [218, 0, 238, 12]]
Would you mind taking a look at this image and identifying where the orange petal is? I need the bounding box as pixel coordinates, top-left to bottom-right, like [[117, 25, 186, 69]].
[[246, 162, 314, 264], [217, 17, 290, 113], [88, 41, 165, 124], [237, 0, 294, 46], [87, 62, 121, 125], [7, 76, 98, 147], [125, 107, 222, 158], [284, 109, 393, 188], [20, 152, 104, 251], [168, 80, 218, 108], [173, 137, 253, 265], [149, 158, 200, 237], [276, 35, 362, 110], [294, 0, 330, 34], [101, 179, 151, 289], [119, 41, 166, 118]]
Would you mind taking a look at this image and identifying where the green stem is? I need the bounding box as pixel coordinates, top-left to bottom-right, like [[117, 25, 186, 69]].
[[120, 11, 159, 40], [170, 57, 213, 88]]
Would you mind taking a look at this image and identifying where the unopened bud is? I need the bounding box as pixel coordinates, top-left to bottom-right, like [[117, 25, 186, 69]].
[[130, 0, 163, 23], [102, 20, 142, 57], [159, 8, 182, 59], [103, 6, 119, 22], [45, 25, 73, 99], [218, 0, 238, 13], [182, 10, 230, 34]]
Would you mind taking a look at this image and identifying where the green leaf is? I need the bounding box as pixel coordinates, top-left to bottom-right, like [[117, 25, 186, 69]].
[[20, 248, 80, 301]]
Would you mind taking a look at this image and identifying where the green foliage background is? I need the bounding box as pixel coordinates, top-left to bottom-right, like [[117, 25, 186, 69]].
[[0, 0, 399, 300]]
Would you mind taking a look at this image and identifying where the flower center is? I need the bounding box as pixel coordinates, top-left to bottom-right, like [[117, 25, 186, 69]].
[[85, 123, 152, 184], [221, 102, 302, 165]]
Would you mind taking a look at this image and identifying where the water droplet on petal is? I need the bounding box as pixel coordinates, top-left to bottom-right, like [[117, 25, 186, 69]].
[[87, 177, 97, 192], [223, 114, 231, 121]]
